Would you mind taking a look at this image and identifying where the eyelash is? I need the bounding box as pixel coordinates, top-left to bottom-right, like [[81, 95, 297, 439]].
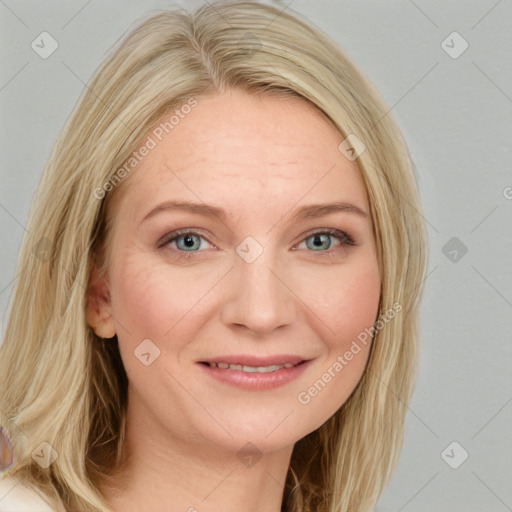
[[157, 228, 356, 260]]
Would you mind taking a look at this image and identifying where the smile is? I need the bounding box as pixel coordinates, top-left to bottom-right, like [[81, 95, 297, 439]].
[[206, 362, 297, 373], [198, 357, 311, 390]]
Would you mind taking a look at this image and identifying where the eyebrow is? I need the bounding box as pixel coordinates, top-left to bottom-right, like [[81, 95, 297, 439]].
[[140, 200, 368, 224]]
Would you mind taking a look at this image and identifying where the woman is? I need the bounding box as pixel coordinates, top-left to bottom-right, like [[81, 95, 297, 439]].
[[0, 1, 426, 511]]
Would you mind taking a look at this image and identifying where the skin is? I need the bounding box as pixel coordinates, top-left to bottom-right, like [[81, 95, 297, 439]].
[[87, 89, 381, 512]]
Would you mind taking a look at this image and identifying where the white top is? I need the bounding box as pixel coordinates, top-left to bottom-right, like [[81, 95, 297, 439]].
[[0, 475, 55, 512]]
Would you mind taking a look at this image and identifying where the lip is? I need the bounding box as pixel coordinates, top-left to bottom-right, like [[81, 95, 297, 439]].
[[197, 354, 313, 391], [201, 354, 306, 367]]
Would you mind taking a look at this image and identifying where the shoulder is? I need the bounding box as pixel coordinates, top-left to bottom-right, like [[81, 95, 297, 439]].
[[0, 475, 56, 512]]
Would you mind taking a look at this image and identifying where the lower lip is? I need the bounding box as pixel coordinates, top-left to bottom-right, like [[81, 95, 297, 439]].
[[197, 360, 312, 390]]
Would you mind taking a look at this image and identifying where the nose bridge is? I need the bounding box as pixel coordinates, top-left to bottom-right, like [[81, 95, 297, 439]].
[[221, 244, 296, 334]]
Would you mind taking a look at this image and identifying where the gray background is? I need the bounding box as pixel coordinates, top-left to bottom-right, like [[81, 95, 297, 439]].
[[1, 1, 511, 510]]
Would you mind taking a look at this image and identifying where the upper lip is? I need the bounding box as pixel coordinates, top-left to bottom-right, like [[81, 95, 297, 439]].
[[199, 355, 307, 366]]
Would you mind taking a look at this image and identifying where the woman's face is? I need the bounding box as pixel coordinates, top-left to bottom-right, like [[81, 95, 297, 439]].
[[89, 89, 380, 455]]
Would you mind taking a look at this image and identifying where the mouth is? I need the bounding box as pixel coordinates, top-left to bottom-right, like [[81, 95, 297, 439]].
[[197, 355, 311, 390], [201, 360, 303, 373]]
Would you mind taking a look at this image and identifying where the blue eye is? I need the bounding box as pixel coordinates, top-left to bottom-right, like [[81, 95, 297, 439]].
[[158, 228, 355, 259], [305, 233, 333, 251], [158, 231, 212, 255], [298, 229, 354, 252], [174, 233, 203, 251]]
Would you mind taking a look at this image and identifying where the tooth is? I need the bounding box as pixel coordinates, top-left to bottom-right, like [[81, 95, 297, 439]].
[[210, 362, 297, 373], [241, 365, 259, 373], [241, 364, 284, 373]]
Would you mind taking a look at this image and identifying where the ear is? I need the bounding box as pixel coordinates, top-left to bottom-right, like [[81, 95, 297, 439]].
[[86, 265, 117, 339]]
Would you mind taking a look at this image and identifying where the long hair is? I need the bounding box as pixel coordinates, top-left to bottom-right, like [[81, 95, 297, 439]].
[[0, 2, 427, 511]]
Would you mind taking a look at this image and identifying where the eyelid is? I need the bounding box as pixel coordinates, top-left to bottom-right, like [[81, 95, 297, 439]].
[[157, 227, 356, 257], [156, 229, 216, 250], [294, 228, 356, 248]]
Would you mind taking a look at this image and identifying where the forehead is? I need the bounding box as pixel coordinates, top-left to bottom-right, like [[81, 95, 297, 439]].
[[117, 89, 369, 219]]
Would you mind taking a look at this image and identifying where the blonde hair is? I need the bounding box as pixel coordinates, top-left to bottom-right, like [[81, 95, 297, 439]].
[[0, 2, 426, 511]]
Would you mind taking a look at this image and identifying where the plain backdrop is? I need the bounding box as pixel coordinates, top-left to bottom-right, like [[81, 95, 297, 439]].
[[1, 1, 511, 511]]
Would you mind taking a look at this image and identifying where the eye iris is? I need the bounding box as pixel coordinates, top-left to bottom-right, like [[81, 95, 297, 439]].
[[177, 234, 201, 251], [306, 234, 331, 251]]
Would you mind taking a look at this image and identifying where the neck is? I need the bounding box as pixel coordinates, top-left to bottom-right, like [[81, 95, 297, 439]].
[[101, 391, 293, 512]]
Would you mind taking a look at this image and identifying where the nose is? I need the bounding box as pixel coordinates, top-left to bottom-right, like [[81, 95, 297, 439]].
[[220, 251, 297, 336]]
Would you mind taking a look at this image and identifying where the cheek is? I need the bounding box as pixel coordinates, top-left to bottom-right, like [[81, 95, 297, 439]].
[[306, 255, 381, 346], [326, 265, 380, 342], [110, 261, 174, 341], [294, 256, 380, 420], [108, 254, 223, 356], [108, 258, 209, 390]]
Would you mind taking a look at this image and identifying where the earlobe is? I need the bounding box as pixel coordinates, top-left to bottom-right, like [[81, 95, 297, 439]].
[[86, 266, 117, 339]]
